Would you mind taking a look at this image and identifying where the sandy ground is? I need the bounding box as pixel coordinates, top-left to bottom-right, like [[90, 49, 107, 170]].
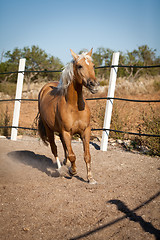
[[0, 136, 160, 240]]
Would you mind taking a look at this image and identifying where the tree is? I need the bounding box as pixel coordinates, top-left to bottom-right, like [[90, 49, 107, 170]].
[[92, 48, 113, 79], [0, 45, 159, 86], [116, 45, 160, 80], [124, 45, 159, 79], [0, 46, 63, 90]]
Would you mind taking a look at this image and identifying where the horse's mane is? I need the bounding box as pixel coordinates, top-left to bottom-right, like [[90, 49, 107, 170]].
[[57, 62, 74, 95], [57, 52, 92, 95]]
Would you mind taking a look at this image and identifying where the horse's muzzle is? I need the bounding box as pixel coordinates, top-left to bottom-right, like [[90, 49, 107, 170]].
[[87, 79, 99, 94]]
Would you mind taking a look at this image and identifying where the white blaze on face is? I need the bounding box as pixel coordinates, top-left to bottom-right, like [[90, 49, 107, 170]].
[[85, 58, 89, 65], [77, 52, 92, 66]]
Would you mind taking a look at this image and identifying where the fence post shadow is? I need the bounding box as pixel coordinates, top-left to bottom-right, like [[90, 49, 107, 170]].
[[70, 191, 160, 240], [108, 199, 160, 240]]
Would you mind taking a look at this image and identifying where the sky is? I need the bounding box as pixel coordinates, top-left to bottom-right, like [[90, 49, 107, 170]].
[[0, 0, 160, 65]]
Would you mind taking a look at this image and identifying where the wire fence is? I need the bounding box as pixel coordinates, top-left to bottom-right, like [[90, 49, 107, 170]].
[[0, 64, 160, 138], [0, 97, 160, 103], [0, 64, 160, 75], [0, 126, 159, 138], [0, 97, 160, 137]]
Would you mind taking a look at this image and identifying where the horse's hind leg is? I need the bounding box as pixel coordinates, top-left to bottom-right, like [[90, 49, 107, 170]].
[[59, 134, 70, 166], [81, 127, 97, 184], [46, 127, 61, 168]]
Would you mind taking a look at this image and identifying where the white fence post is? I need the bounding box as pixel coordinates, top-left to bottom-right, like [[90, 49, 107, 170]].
[[11, 58, 26, 141], [100, 52, 120, 151]]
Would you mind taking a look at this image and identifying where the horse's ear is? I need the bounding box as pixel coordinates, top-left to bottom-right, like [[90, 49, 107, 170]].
[[87, 48, 93, 56], [70, 49, 78, 61]]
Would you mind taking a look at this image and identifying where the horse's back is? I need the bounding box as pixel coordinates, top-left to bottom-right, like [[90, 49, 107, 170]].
[[38, 81, 63, 134], [39, 82, 59, 101], [38, 82, 60, 124]]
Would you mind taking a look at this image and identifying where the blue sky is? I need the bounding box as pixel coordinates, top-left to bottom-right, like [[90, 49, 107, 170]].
[[0, 0, 160, 64]]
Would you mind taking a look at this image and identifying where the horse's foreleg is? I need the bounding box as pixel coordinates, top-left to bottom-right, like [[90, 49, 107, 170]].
[[82, 127, 97, 184], [62, 131, 77, 175]]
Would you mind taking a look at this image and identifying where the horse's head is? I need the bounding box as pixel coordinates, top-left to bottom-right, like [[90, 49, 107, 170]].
[[70, 49, 99, 94]]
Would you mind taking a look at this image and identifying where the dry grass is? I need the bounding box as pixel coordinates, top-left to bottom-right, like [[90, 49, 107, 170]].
[[115, 75, 160, 95]]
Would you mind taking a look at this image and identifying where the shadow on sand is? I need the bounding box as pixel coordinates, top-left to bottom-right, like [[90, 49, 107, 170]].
[[8, 150, 62, 178], [8, 150, 88, 182], [70, 191, 160, 240]]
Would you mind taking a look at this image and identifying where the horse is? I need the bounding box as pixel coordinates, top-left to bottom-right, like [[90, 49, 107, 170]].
[[37, 49, 99, 184]]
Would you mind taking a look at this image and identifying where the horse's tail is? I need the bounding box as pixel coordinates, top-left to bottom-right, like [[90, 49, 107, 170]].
[[36, 113, 49, 146]]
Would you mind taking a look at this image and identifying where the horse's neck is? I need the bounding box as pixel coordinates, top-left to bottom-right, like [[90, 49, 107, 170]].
[[66, 81, 85, 110]]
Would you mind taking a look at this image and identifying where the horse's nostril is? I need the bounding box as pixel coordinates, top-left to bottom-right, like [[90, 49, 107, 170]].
[[87, 79, 95, 86], [90, 81, 95, 86]]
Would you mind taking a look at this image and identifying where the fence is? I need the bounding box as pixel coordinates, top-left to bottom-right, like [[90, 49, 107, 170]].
[[0, 54, 160, 151]]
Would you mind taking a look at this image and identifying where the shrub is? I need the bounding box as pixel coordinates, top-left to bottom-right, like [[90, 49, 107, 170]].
[[137, 106, 160, 156], [0, 83, 16, 97], [153, 79, 160, 91], [0, 106, 11, 136], [110, 103, 125, 139]]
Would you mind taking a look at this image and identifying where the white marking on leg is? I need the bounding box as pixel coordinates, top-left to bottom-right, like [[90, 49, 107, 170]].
[[86, 163, 97, 184], [56, 157, 61, 169]]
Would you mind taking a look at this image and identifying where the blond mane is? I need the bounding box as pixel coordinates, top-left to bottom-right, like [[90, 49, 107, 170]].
[[57, 62, 74, 95]]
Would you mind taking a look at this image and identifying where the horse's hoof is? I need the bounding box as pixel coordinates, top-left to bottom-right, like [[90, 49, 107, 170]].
[[69, 167, 77, 176], [88, 178, 97, 184], [63, 158, 70, 166]]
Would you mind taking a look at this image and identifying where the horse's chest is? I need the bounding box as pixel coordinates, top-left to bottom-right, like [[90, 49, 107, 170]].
[[62, 109, 90, 134]]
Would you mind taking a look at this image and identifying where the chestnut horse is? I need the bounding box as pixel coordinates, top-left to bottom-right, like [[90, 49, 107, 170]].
[[38, 49, 98, 184]]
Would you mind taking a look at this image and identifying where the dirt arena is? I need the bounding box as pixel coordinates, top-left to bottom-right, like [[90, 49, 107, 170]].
[[0, 136, 160, 240]]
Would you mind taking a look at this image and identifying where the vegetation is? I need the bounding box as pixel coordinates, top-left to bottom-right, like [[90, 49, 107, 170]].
[[0, 45, 159, 86], [0, 45, 63, 90], [137, 107, 160, 156], [0, 44, 159, 156], [92, 45, 160, 80], [109, 102, 160, 156], [0, 82, 16, 97], [0, 106, 11, 137]]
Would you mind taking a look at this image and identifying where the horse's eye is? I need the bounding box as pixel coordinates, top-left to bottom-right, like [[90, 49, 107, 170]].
[[77, 65, 83, 69]]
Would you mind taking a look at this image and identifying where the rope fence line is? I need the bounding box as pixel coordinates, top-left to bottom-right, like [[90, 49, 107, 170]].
[[0, 70, 62, 75], [0, 126, 160, 138], [0, 97, 160, 138], [95, 64, 160, 69], [0, 97, 159, 137], [0, 126, 37, 131], [0, 97, 160, 103], [91, 128, 160, 138], [0, 98, 38, 102], [86, 97, 160, 103], [0, 64, 160, 75]]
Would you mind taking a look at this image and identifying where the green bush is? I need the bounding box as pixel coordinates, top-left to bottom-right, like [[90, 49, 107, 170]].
[[99, 79, 108, 86], [153, 79, 160, 91], [110, 103, 125, 139], [0, 106, 11, 136], [138, 107, 160, 156], [0, 83, 16, 97]]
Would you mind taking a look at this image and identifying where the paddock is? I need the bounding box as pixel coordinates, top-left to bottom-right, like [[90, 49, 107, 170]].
[[0, 136, 159, 240]]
